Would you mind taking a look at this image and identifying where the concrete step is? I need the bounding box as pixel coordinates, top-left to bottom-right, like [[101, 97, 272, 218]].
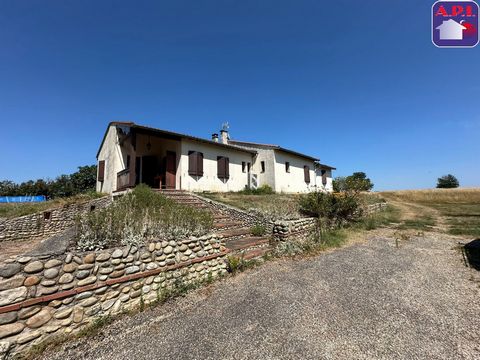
[[225, 236, 270, 251], [243, 247, 272, 260], [216, 227, 251, 238], [213, 221, 244, 230]]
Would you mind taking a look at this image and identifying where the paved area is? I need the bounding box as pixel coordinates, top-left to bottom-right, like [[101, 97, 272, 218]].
[[42, 232, 480, 360]]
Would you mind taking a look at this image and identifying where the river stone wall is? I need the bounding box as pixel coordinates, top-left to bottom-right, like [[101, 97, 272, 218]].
[[0, 197, 112, 243], [0, 234, 228, 359], [272, 218, 317, 242], [272, 202, 389, 242]]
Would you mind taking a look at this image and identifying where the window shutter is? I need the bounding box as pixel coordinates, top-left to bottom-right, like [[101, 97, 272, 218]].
[[197, 152, 204, 176], [321, 169, 327, 185], [98, 160, 105, 182], [225, 157, 230, 179], [304, 165, 310, 183], [188, 151, 197, 176], [217, 156, 225, 179]]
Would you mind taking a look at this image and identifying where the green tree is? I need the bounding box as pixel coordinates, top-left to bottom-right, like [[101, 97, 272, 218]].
[[333, 172, 374, 192], [0, 164, 98, 198], [70, 165, 97, 194], [436, 174, 459, 189]]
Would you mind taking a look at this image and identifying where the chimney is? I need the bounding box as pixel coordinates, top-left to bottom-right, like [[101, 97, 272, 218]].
[[212, 133, 219, 142], [220, 129, 229, 145]]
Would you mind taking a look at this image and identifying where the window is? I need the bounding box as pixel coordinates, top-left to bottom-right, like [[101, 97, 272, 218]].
[[247, 162, 251, 172], [217, 156, 230, 180], [188, 151, 204, 177], [304, 165, 310, 183], [242, 161, 246, 173], [261, 161, 265, 173], [285, 162, 290, 173], [98, 160, 105, 182]]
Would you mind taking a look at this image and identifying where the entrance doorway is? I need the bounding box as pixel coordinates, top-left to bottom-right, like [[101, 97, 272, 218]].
[[165, 151, 176, 189]]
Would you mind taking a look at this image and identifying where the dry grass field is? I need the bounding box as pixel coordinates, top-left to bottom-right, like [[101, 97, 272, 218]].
[[380, 188, 480, 237], [201, 192, 303, 220]]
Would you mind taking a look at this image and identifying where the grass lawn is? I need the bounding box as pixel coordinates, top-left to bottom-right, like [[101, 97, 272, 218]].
[[380, 188, 480, 237], [200, 192, 303, 220], [0, 192, 104, 219]]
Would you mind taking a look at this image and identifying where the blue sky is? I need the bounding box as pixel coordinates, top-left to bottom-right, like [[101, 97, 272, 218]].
[[0, 0, 478, 190]]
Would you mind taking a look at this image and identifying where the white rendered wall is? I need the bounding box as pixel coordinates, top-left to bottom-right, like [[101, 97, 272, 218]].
[[179, 139, 253, 192], [273, 151, 316, 193]]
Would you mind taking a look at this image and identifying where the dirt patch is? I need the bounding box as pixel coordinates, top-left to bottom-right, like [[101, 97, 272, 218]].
[[0, 238, 44, 262]]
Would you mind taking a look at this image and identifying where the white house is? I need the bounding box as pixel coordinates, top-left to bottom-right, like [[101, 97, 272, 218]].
[[96, 122, 335, 194], [436, 19, 466, 40]]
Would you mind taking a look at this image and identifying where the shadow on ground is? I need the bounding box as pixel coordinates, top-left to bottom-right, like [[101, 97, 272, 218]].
[[464, 239, 480, 270]]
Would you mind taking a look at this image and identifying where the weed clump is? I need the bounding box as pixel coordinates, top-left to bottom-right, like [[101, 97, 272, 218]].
[[76, 185, 213, 250]]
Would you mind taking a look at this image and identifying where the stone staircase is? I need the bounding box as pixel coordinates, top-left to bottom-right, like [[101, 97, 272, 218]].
[[158, 190, 272, 260]]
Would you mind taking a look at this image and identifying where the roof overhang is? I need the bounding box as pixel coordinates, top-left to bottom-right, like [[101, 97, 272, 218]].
[[229, 140, 319, 162], [96, 122, 257, 159]]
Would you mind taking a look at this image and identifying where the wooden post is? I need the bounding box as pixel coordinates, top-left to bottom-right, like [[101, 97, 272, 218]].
[[129, 130, 137, 188]]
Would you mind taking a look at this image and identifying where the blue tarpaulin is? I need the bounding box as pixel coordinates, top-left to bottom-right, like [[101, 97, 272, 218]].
[[0, 196, 47, 203]]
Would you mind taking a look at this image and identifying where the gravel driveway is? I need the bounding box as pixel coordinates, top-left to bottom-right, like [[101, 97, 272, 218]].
[[41, 232, 480, 360]]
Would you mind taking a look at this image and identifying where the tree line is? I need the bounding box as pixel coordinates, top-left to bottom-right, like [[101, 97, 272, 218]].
[[0, 165, 97, 199]]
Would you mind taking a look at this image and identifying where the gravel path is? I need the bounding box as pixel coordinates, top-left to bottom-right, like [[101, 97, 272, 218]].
[[41, 232, 480, 360]]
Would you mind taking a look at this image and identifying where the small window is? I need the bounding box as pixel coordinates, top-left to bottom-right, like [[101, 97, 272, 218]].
[[242, 161, 246, 173], [261, 161, 265, 173], [43, 211, 51, 221], [304, 165, 311, 183], [285, 162, 290, 173]]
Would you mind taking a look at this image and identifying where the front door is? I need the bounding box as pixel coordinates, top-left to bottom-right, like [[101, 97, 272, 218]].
[[165, 151, 176, 189], [141, 156, 157, 187]]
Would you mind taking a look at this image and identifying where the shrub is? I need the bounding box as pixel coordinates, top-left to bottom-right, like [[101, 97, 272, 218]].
[[76, 185, 213, 250], [299, 191, 362, 229], [239, 184, 274, 195], [436, 174, 459, 189], [250, 224, 267, 236]]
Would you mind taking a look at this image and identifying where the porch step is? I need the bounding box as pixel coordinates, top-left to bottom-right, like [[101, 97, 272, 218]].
[[225, 236, 270, 251], [243, 247, 272, 260], [213, 222, 245, 230], [216, 227, 251, 239]]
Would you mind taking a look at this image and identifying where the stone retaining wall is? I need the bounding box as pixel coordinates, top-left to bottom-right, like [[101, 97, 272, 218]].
[[0, 197, 112, 243], [272, 218, 317, 242], [364, 202, 388, 215], [0, 234, 228, 359], [272, 202, 389, 243]]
